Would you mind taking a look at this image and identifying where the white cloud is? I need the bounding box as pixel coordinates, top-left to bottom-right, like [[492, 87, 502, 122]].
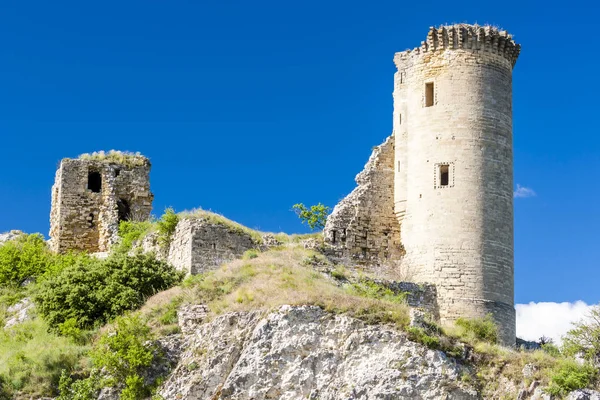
[[514, 184, 536, 199], [516, 301, 593, 344]]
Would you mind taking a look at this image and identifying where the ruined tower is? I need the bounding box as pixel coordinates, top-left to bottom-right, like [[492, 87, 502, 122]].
[[325, 24, 520, 344], [49, 151, 153, 253], [394, 25, 520, 344]]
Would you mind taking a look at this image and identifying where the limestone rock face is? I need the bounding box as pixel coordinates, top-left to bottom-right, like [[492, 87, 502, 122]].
[[4, 298, 34, 329], [158, 305, 477, 400], [0, 230, 24, 245]]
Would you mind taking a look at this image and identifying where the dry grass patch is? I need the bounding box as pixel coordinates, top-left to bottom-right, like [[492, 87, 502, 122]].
[[78, 150, 149, 167], [179, 209, 264, 244], [181, 247, 410, 328]]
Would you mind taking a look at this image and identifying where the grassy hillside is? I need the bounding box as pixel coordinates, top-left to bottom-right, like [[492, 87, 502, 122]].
[[0, 224, 598, 399]]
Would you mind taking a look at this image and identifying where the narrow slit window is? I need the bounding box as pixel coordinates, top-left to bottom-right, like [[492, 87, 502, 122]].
[[440, 165, 449, 186], [88, 171, 101, 193], [425, 82, 434, 107], [397, 161, 401, 172], [331, 230, 337, 244]]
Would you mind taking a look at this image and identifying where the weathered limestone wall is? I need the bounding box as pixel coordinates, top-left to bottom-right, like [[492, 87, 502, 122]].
[[394, 25, 519, 344], [168, 217, 258, 275], [323, 136, 403, 272], [49, 157, 153, 253]]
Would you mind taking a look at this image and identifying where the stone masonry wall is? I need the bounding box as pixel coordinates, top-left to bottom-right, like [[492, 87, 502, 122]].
[[168, 217, 258, 275], [49, 156, 153, 253], [323, 135, 403, 274], [393, 25, 519, 344]]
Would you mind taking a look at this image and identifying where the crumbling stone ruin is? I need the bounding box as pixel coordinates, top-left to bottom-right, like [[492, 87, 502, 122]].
[[325, 24, 520, 345], [49, 152, 153, 253], [324, 136, 403, 272], [167, 216, 260, 275]]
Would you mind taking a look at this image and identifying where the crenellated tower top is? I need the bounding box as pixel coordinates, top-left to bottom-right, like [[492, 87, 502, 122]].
[[395, 24, 521, 67]]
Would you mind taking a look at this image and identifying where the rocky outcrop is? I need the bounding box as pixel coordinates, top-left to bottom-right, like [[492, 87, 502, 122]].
[[323, 135, 403, 273], [158, 305, 477, 399], [3, 298, 34, 329], [0, 230, 24, 245]]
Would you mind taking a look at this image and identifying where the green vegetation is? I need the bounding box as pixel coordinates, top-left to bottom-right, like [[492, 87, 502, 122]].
[[562, 305, 600, 365], [344, 280, 406, 304], [0, 318, 89, 397], [243, 249, 260, 259], [35, 252, 183, 331], [454, 314, 499, 344], [58, 314, 162, 400], [77, 150, 148, 167], [0, 234, 53, 287], [546, 359, 597, 396], [182, 248, 410, 328], [3, 223, 600, 398], [156, 207, 179, 250], [292, 203, 330, 230], [116, 220, 155, 254], [0, 230, 182, 398]]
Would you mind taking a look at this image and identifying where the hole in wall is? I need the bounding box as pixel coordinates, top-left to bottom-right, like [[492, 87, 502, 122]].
[[440, 165, 450, 186], [331, 230, 337, 244], [114, 168, 121, 177], [117, 198, 131, 222], [88, 171, 101, 193], [425, 82, 434, 107]]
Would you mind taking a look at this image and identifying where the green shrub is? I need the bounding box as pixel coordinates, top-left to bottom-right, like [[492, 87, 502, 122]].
[[117, 220, 154, 253], [57, 370, 100, 400], [541, 343, 561, 358], [156, 208, 179, 250], [91, 315, 156, 398], [454, 314, 499, 344], [292, 203, 330, 230], [345, 280, 406, 304], [60, 314, 160, 400], [0, 234, 51, 287], [243, 249, 259, 260], [35, 253, 183, 330], [546, 359, 597, 396], [407, 326, 441, 349], [563, 305, 600, 365]]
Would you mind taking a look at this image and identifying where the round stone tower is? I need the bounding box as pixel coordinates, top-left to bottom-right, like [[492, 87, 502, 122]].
[[393, 25, 520, 344]]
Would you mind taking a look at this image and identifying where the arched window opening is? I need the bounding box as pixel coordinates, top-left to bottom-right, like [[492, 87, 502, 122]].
[[117, 199, 131, 222]]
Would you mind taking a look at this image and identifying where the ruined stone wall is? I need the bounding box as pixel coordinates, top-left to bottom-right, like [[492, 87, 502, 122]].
[[393, 25, 519, 344], [323, 136, 403, 274], [49, 156, 153, 253], [168, 217, 257, 275]]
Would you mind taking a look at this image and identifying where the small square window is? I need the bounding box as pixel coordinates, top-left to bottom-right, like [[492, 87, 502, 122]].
[[425, 82, 434, 107]]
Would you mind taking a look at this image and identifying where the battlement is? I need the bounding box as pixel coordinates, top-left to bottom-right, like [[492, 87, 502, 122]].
[[395, 24, 520, 67]]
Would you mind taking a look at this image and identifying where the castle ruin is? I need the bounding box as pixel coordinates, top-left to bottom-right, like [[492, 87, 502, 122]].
[[325, 24, 520, 344], [49, 152, 153, 253]]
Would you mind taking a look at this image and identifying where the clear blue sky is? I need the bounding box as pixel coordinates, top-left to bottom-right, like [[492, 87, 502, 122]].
[[0, 1, 597, 305]]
